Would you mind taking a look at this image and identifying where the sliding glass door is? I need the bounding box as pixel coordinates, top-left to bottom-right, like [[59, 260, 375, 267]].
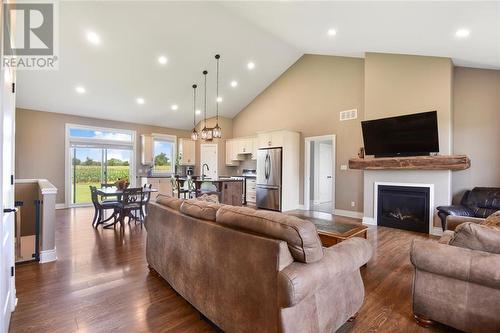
[[70, 148, 133, 204], [67, 125, 136, 206]]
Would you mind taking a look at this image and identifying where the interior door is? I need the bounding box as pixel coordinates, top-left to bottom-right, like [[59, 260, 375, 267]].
[[318, 142, 333, 203], [1, 29, 17, 333], [200, 144, 218, 179]]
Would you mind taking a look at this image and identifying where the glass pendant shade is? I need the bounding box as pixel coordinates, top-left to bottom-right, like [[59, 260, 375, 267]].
[[200, 127, 208, 140], [212, 124, 222, 138], [191, 129, 198, 141]]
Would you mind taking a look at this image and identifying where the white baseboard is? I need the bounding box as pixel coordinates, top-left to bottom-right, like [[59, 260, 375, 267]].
[[39, 248, 57, 263], [334, 209, 363, 219], [296, 204, 305, 210], [362, 217, 376, 225], [55, 203, 66, 210], [431, 227, 444, 237]]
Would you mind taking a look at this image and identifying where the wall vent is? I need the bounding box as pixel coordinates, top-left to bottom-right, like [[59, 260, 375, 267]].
[[340, 109, 357, 121]]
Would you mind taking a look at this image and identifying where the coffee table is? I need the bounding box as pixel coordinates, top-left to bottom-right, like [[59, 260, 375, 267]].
[[287, 210, 368, 247]]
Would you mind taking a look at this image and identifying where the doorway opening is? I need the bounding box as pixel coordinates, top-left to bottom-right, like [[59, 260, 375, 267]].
[[65, 124, 136, 207], [200, 144, 218, 179], [304, 135, 336, 213]]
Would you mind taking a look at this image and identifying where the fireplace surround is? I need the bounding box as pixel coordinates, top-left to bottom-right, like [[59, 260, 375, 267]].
[[373, 182, 434, 234]]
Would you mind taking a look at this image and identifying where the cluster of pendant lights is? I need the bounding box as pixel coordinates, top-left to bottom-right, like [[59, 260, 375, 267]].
[[191, 54, 222, 141]]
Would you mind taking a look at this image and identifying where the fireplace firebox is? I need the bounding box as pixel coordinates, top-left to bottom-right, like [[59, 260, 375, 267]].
[[377, 185, 430, 233]]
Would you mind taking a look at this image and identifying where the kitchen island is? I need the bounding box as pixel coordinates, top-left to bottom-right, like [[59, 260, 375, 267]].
[[139, 175, 244, 206], [180, 177, 244, 206]]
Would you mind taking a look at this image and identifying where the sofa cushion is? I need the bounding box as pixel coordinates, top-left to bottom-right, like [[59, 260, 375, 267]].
[[156, 195, 184, 211], [180, 199, 221, 221], [450, 222, 500, 254], [216, 206, 323, 263], [482, 210, 500, 231], [196, 193, 220, 204]]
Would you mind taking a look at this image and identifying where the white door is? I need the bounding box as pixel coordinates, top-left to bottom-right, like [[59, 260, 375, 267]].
[[0, 29, 17, 333], [318, 142, 333, 203], [200, 144, 218, 179]]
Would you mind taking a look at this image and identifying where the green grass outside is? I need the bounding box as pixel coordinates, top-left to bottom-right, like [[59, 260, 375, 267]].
[[72, 165, 130, 204]]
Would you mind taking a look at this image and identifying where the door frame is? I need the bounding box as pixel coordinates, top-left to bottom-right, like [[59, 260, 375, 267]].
[[199, 143, 218, 179], [64, 124, 137, 208], [304, 134, 336, 212]]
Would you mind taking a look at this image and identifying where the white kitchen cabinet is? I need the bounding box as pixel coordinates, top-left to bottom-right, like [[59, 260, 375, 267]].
[[246, 178, 256, 203], [251, 137, 258, 160], [178, 138, 195, 165], [237, 138, 253, 154], [257, 131, 284, 148], [143, 177, 172, 200], [141, 135, 154, 165], [225, 139, 239, 166]]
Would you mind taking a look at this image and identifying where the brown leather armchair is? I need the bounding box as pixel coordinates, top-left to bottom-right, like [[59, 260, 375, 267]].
[[436, 187, 500, 230]]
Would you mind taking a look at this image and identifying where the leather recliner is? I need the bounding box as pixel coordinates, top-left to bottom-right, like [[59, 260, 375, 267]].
[[437, 187, 500, 230]]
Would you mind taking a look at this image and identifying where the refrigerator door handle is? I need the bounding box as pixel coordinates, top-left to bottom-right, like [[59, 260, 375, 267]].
[[265, 154, 270, 180]]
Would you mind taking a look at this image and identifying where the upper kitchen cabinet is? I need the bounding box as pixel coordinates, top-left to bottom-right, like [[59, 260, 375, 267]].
[[178, 138, 195, 165], [237, 138, 254, 155], [141, 135, 154, 165], [225, 139, 241, 166], [257, 131, 284, 149], [251, 137, 258, 160]]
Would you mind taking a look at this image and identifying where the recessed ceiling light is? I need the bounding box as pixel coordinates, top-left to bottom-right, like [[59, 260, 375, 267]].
[[216, 96, 223, 103], [230, 80, 238, 88], [455, 28, 470, 38], [158, 55, 168, 65], [136, 97, 145, 105], [75, 86, 86, 94], [247, 62, 255, 70], [86, 31, 101, 45], [195, 109, 201, 115], [327, 28, 337, 36], [171, 104, 178, 111]]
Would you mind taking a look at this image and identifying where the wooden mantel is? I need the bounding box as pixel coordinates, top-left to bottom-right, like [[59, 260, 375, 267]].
[[348, 155, 470, 171]]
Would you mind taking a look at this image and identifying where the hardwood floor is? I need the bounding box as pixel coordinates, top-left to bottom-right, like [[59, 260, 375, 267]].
[[10, 207, 459, 333]]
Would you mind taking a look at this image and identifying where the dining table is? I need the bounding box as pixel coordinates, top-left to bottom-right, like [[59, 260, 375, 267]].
[[96, 186, 158, 228]]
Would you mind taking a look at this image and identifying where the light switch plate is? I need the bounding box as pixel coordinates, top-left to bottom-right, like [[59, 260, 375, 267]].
[[340, 165, 348, 170]]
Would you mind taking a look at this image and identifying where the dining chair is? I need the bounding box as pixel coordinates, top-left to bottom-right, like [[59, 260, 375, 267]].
[[141, 184, 153, 216], [118, 187, 144, 225], [170, 176, 179, 197], [89, 186, 120, 228]]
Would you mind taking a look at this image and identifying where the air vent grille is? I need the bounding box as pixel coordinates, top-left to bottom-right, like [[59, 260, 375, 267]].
[[340, 109, 357, 121]]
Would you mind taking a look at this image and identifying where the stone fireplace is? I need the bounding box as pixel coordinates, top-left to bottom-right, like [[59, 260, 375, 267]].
[[376, 184, 431, 233]]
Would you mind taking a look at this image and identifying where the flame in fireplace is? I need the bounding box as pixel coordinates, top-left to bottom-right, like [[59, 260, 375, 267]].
[[389, 208, 414, 221]]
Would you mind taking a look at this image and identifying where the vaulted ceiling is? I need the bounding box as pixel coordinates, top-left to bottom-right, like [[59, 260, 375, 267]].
[[16, 1, 499, 130]]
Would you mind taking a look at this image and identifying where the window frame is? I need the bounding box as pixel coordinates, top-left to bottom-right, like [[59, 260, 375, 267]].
[[150, 133, 177, 176], [64, 123, 137, 207]]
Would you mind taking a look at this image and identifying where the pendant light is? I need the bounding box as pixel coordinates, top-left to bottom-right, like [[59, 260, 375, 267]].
[[212, 54, 222, 138], [200, 70, 209, 140], [190, 84, 198, 141]]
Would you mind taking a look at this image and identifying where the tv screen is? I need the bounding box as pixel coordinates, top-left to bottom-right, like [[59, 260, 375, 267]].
[[361, 111, 439, 157]]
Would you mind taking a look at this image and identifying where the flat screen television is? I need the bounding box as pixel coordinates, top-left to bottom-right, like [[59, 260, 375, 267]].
[[361, 111, 439, 157]]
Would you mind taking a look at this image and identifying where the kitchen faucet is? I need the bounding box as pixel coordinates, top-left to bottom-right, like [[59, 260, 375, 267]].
[[201, 163, 210, 180]]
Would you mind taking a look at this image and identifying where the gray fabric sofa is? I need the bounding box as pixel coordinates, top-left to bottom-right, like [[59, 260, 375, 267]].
[[410, 213, 500, 333], [145, 196, 373, 333]]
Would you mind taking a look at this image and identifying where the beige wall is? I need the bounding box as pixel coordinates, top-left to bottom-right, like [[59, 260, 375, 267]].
[[364, 52, 453, 154], [452, 67, 500, 202], [232, 54, 365, 212], [15, 108, 190, 204]]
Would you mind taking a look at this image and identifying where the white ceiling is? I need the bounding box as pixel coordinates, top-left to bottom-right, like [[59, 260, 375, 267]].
[[17, 1, 499, 130]]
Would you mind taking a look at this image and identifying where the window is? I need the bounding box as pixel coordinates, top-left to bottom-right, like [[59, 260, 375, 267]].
[[153, 136, 176, 174], [66, 124, 136, 205]]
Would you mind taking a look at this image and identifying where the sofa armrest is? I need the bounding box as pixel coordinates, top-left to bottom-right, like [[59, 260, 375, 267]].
[[446, 215, 485, 231], [411, 239, 500, 290], [436, 205, 475, 217], [278, 237, 372, 308]]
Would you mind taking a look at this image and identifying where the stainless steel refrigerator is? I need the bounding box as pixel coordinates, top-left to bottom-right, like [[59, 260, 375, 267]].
[[256, 147, 282, 211]]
